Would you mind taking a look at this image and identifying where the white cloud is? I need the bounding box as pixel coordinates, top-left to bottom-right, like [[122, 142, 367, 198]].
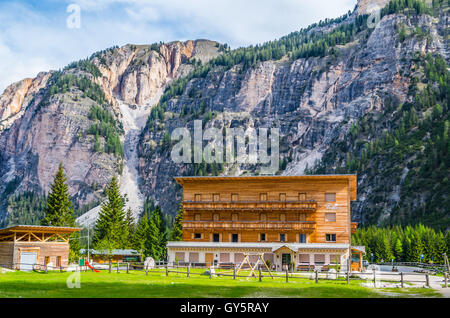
[[0, 0, 357, 93]]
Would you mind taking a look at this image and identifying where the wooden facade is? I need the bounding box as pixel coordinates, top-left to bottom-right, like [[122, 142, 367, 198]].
[[0, 225, 80, 270], [168, 175, 364, 271], [176, 175, 357, 245]]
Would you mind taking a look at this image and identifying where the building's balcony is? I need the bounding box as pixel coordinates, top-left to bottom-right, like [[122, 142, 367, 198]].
[[351, 222, 358, 234], [183, 200, 317, 212], [183, 221, 317, 232]]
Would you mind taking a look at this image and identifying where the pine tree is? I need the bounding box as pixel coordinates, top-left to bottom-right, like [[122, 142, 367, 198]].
[[41, 162, 75, 227], [41, 162, 79, 261], [134, 215, 149, 257], [170, 204, 183, 241], [125, 208, 135, 248], [394, 238, 403, 261], [146, 207, 167, 260], [93, 176, 128, 249]]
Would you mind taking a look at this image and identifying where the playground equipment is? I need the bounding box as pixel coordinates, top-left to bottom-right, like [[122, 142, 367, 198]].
[[84, 260, 100, 272], [235, 253, 273, 279]]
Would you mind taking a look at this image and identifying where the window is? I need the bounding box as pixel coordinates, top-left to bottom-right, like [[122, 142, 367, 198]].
[[325, 213, 336, 222], [194, 213, 201, 221], [298, 193, 306, 201], [325, 193, 336, 202], [231, 194, 239, 202], [44, 256, 50, 266], [213, 193, 220, 202], [279, 193, 286, 201], [194, 194, 202, 202], [259, 193, 268, 201], [326, 234, 337, 242], [314, 254, 325, 265], [260, 233, 266, 242], [232, 234, 239, 243], [299, 234, 306, 243], [194, 233, 202, 239], [232, 213, 238, 221], [56, 256, 61, 267], [280, 213, 286, 221], [299, 213, 306, 221], [213, 234, 220, 242], [213, 213, 220, 221], [280, 234, 286, 242]]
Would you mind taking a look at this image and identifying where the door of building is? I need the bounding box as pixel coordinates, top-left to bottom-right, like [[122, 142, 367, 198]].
[[282, 253, 291, 270], [20, 252, 37, 271], [205, 253, 214, 267]]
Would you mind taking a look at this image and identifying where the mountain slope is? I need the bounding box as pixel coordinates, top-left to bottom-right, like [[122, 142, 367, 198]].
[[0, 0, 448, 230]]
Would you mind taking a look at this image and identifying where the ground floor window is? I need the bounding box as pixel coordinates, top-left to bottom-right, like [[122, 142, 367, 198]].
[[260, 233, 266, 242], [314, 254, 325, 265], [189, 252, 199, 263]]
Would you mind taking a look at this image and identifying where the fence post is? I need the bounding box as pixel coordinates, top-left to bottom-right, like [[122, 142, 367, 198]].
[[346, 269, 350, 285], [109, 259, 112, 273], [126, 262, 129, 274], [146, 264, 148, 276], [60, 266, 63, 273], [187, 265, 190, 278], [259, 266, 262, 282], [373, 269, 376, 288], [444, 272, 448, 288], [285, 268, 289, 283], [425, 274, 429, 287], [400, 272, 404, 288], [45, 264, 48, 274], [315, 270, 318, 283], [166, 264, 169, 277], [117, 261, 119, 273], [209, 267, 212, 279], [233, 266, 236, 280]]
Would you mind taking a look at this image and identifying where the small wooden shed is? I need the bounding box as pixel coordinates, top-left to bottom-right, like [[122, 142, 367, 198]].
[[0, 225, 81, 270]]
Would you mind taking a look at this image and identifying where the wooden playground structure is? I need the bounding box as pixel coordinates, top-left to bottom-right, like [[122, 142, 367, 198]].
[[234, 253, 273, 279]]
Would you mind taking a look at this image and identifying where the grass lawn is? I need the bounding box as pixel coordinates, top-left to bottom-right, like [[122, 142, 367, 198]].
[[0, 268, 441, 298]]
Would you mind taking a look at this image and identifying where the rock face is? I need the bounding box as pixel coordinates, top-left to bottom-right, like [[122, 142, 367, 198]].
[[0, 7, 448, 229], [0, 40, 222, 224], [357, 0, 390, 15]]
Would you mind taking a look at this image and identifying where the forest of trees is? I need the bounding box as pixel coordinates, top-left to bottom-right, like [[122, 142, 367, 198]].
[[353, 225, 449, 263], [307, 52, 449, 230]]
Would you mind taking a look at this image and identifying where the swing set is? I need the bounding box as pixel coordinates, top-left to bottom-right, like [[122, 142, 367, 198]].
[[235, 253, 273, 279]]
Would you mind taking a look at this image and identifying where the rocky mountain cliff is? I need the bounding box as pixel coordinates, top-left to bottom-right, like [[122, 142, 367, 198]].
[[0, 0, 448, 229]]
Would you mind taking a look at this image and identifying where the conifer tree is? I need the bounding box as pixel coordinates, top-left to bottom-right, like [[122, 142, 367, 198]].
[[146, 206, 167, 260], [42, 162, 75, 227], [93, 176, 128, 249], [134, 215, 149, 257], [41, 162, 79, 261], [125, 208, 136, 248], [170, 204, 183, 241]]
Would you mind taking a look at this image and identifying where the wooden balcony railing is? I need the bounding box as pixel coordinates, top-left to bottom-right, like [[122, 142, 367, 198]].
[[183, 200, 317, 212], [183, 221, 316, 232], [351, 222, 358, 234]]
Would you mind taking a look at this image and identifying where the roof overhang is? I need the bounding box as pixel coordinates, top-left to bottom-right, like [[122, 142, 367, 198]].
[[0, 225, 81, 235]]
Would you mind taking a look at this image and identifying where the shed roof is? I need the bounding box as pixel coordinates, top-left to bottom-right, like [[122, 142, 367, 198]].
[[0, 225, 81, 235], [80, 249, 140, 256], [167, 241, 350, 250]]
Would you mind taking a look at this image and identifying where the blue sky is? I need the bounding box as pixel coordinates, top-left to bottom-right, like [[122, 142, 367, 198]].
[[0, 0, 357, 93]]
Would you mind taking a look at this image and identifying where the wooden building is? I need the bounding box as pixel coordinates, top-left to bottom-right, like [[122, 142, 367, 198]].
[[167, 175, 365, 271], [0, 225, 81, 271]]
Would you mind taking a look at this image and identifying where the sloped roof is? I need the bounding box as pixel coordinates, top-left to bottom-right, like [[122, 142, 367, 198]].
[[0, 225, 81, 235], [80, 249, 139, 256], [167, 241, 350, 250]]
